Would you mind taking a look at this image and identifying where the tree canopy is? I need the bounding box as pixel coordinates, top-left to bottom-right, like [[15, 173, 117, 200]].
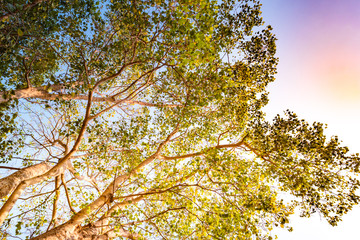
[[0, 0, 359, 239]]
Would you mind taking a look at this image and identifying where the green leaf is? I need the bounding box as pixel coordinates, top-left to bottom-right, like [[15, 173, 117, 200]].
[[17, 29, 24, 37]]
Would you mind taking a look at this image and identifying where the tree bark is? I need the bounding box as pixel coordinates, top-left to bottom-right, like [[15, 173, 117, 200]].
[[30, 200, 144, 240], [0, 162, 51, 199], [0, 86, 178, 107], [0, 90, 94, 226], [0, 86, 64, 103], [29, 127, 178, 239]]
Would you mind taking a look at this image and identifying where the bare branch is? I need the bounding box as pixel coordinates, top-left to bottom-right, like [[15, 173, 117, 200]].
[[0, 90, 94, 226]]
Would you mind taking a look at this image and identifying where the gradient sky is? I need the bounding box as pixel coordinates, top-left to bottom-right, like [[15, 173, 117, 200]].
[[260, 0, 360, 239]]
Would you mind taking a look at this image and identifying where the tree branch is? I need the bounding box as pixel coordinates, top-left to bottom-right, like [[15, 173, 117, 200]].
[[0, 166, 21, 170], [61, 174, 76, 214], [0, 162, 51, 199], [46, 176, 60, 231], [0, 0, 47, 21], [160, 136, 248, 161], [0, 85, 180, 108], [0, 90, 94, 226], [29, 124, 180, 239]]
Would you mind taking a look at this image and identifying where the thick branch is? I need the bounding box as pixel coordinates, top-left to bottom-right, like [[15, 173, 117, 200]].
[[79, 223, 144, 240], [0, 86, 179, 108], [160, 138, 247, 161], [0, 162, 51, 199], [69, 126, 179, 225], [0, 90, 94, 226], [30, 125, 180, 240], [0, 85, 64, 103]]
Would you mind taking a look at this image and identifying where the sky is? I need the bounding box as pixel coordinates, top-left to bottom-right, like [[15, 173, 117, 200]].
[[260, 0, 360, 239]]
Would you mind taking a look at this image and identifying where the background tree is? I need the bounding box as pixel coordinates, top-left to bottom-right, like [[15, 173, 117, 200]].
[[0, 0, 359, 239]]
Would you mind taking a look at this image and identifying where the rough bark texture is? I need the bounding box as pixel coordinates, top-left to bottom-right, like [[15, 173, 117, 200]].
[[30, 223, 77, 240], [0, 162, 51, 199], [0, 86, 175, 107], [0, 86, 57, 103], [30, 219, 136, 240]]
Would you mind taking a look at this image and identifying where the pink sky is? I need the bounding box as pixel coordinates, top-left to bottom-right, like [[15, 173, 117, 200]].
[[283, 0, 360, 101], [262, 0, 360, 146], [261, 0, 360, 239]]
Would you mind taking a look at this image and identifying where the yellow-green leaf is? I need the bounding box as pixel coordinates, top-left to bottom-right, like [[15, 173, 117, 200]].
[[17, 29, 24, 36]]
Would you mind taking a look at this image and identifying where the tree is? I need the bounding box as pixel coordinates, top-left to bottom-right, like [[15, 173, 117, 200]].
[[0, 0, 359, 239]]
